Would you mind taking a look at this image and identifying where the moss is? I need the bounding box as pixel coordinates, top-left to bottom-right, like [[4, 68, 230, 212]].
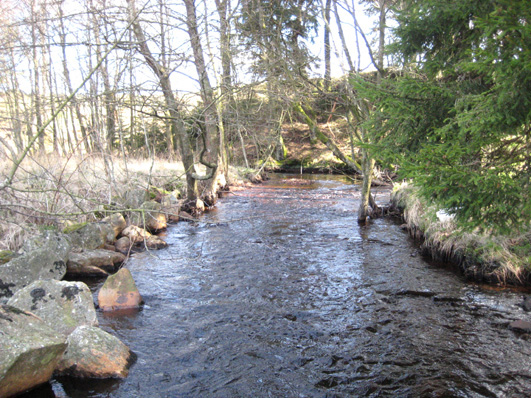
[[38, 225, 58, 233], [0, 250, 15, 265], [63, 222, 88, 234]]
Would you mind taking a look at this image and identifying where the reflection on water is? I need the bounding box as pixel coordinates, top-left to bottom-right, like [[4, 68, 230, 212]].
[[23, 174, 531, 397]]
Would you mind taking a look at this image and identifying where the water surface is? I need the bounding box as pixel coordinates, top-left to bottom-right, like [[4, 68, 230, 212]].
[[28, 174, 531, 397]]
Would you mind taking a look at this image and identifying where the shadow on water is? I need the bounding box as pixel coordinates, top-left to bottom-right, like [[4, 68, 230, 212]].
[[22, 174, 531, 397]]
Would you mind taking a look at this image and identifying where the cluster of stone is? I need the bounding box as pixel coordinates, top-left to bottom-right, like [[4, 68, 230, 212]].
[[0, 188, 186, 397]]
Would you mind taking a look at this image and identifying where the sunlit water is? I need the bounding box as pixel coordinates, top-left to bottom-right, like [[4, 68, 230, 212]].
[[25, 174, 531, 397]]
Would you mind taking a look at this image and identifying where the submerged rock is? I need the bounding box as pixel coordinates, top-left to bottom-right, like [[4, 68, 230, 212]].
[[7, 280, 97, 336], [522, 297, 531, 312], [56, 325, 136, 379], [509, 319, 531, 333], [66, 249, 125, 277], [98, 268, 143, 312], [0, 231, 70, 302], [0, 305, 67, 397]]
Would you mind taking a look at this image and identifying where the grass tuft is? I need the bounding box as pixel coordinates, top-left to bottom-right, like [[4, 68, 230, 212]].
[[392, 182, 531, 285]]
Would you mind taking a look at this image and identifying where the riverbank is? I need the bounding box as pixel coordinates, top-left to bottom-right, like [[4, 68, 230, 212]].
[[392, 182, 531, 285], [0, 155, 255, 253]]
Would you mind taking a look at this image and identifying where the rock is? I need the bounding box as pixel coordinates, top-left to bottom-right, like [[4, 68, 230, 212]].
[[509, 319, 531, 333], [121, 225, 151, 244], [98, 268, 143, 312], [195, 198, 205, 213], [67, 249, 125, 277], [0, 305, 67, 397], [179, 210, 195, 221], [130, 201, 167, 232], [7, 280, 98, 336], [56, 325, 136, 379], [115, 236, 132, 255], [522, 297, 531, 312], [65, 222, 116, 250], [120, 226, 167, 251], [121, 188, 150, 209], [102, 213, 127, 239], [144, 236, 168, 250], [0, 250, 14, 265], [161, 197, 181, 223], [0, 231, 70, 302]]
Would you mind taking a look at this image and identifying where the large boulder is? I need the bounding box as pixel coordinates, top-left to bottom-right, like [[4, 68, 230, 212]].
[[66, 249, 125, 277], [56, 325, 136, 379], [0, 305, 67, 397], [98, 268, 143, 312], [130, 201, 167, 232], [7, 280, 97, 336], [65, 222, 115, 250], [102, 213, 127, 239], [0, 231, 70, 303]]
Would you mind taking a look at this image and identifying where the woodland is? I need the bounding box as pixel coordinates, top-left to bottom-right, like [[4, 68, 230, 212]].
[[0, 0, 530, 260]]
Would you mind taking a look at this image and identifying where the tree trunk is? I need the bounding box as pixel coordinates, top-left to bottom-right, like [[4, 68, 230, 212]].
[[184, 0, 225, 206], [357, 148, 375, 223], [127, 0, 199, 203], [323, 0, 332, 90], [333, 0, 354, 72], [30, 0, 44, 153], [294, 103, 362, 173]]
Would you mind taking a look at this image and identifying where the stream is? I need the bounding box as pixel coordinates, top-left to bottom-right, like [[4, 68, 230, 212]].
[[26, 174, 531, 397]]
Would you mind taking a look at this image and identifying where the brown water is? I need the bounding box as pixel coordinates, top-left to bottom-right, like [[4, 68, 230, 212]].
[[27, 174, 531, 397]]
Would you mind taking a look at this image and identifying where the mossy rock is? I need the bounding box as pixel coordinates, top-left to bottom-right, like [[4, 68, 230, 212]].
[[0, 250, 15, 265], [62, 222, 89, 234]]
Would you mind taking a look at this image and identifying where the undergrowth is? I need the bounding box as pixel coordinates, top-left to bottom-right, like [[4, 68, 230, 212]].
[[392, 182, 531, 285]]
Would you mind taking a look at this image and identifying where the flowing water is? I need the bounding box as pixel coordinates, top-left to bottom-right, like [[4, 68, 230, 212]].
[[26, 174, 531, 397]]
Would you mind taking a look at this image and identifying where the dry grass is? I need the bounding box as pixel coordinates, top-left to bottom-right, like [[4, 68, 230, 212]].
[[392, 182, 531, 285], [0, 153, 189, 251]]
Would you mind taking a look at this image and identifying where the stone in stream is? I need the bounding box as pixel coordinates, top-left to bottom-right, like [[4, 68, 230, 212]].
[[522, 296, 531, 312], [102, 213, 127, 239], [121, 225, 167, 250], [509, 319, 531, 333], [66, 249, 126, 277], [129, 201, 167, 233], [115, 236, 133, 255], [0, 305, 67, 398], [0, 231, 70, 303], [55, 325, 136, 379], [98, 268, 143, 312], [7, 280, 98, 336]]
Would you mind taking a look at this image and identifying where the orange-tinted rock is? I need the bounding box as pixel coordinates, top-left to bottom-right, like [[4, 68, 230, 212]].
[[121, 225, 151, 244], [97, 268, 142, 312], [56, 325, 135, 379]]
